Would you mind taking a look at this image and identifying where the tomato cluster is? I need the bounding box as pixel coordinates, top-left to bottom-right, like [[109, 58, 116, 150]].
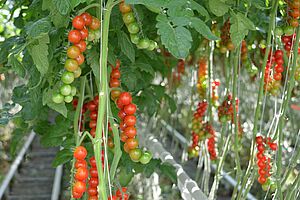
[[256, 136, 278, 186], [219, 19, 234, 53], [206, 123, 217, 160], [262, 49, 285, 96], [108, 187, 129, 200], [287, 0, 300, 27], [52, 13, 100, 104], [119, 1, 157, 50], [72, 146, 88, 199], [218, 94, 238, 122], [86, 154, 103, 200], [197, 57, 208, 98], [110, 60, 121, 101]]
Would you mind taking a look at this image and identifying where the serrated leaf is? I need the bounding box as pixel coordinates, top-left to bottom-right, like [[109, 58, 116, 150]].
[[53, 0, 71, 15], [156, 14, 192, 58], [209, 0, 229, 17], [118, 31, 135, 63], [52, 149, 73, 167], [190, 17, 219, 40], [8, 55, 26, 78], [27, 34, 50, 75], [25, 17, 51, 38], [230, 12, 255, 46], [252, 0, 268, 10], [170, 16, 190, 26], [189, 1, 210, 21], [133, 62, 154, 76], [120, 67, 140, 91], [70, 0, 85, 8], [43, 88, 68, 117]]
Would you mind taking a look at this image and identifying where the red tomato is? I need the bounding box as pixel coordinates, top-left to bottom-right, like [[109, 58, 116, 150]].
[[75, 167, 89, 181], [68, 30, 82, 44], [80, 28, 89, 39], [116, 187, 127, 197], [81, 12, 93, 26], [118, 109, 127, 120], [88, 196, 98, 200], [87, 101, 97, 111], [76, 54, 85, 65], [118, 92, 132, 106], [124, 126, 136, 138], [73, 181, 86, 193], [75, 40, 87, 52], [124, 103, 137, 115], [89, 17, 101, 30], [111, 69, 121, 79], [72, 190, 83, 198], [125, 138, 139, 150], [90, 111, 98, 120], [89, 167, 98, 178], [89, 156, 97, 168], [75, 160, 87, 169], [73, 16, 85, 29], [124, 115, 136, 126], [88, 178, 99, 188], [74, 146, 87, 160], [89, 120, 97, 129], [87, 187, 98, 196], [110, 78, 120, 88]]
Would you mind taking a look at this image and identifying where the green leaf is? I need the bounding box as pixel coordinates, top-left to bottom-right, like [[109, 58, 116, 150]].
[[164, 94, 177, 113], [159, 163, 177, 184], [10, 128, 27, 157], [156, 14, 192, 58], [252, 0, 268, 10], [53, 0, 71, 15], [133, 62, 155, 76], [43, 88, 68, 117], [230, 12, 255, 46], [209, 0, 229, 16], [189, 1, 210, 21], [8, 55, 26, 78], [27, 34, 50, 75], [52, 149, 73, 167], [190, 17, 219, 40], [117, 31, 135, 63], [86, 46, 100, 83], [25, 17, 51, 38], [120, 66, 141, 91], [125, 0, 170, 9], [70, 0, 86, 8]]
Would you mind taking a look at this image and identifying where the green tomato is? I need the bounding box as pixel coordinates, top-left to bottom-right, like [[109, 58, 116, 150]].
[[94, 30, 100, 39], [284, 26, 294, 36], [73, 67, 82, 78], [64, 95, 73, 103], [137, 38, 150, 49], [122, 12, 135, 24], [139, 151, 152, 164], [61, 71, 75, 84], [87, 30, 96, 41], [52, 93, 64, 104], [130, 34, 140, 44], [127, 22, 140, 34], [129, 148, 142, 162], [147, 40, 157, 51], [274, 27, 283, 36], [60, 84, 72, 96], [71, 86, 77, 96]]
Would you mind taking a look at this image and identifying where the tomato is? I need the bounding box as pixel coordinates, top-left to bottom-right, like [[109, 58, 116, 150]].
[[108, 196, 118, 200], [73, 181, 86, 193], [123, 142, 130, 153], [88, 101, 97, 111], [258, 176, 267, 184], [129, 148, 142, 161], [87, 187, 98, 196], [88, 196, 98, 200], [274, 73, 282, 81], [64, 95, 73, 103], [72, 190, 83, 198], [139, 151, 152, 164], [79, 28, 88, 39], [71, 86, 77, 96], [226, 41, 235, 51], [89, 17, 101, 30], [90, 111, 98, 120], [116, 187, 127, 197], [125, 138, 138, 150], [111, 89, 121, 101], [81, 13, 93, 26], [73, 16, 85, 30], [68, 30, 82, 44], [124, 103, 136, 115], [147, 40, 157, 51], [89, 167, 98, 178], [74, 146, 87, 160], [75, 54, 85, 65], [284, 26, 294, 36], [67, 46, 81, 59], [257, 160, 266, 168], [87, 31, 96, 41], [290, 18, 299, 28], [124, 126, 136, 138], [110, 78, 120, 87], [120, 132, 128, 142], [137, 38, 150, 49], [119, 2, 132, 13], [258, 168, 266, 176], [124, 115, 136, 126], [65, 59, 79, 72], [130, 34, 140, 44], [75, 160, 87, 168], [75, 167, 89, 181], [127, 22, 140, 34], [120, 121, 127, 131], [275, 50, 283, 59], [119, 92, 132, 106], [116, 99, 124, 109], [73, 67, 82, 78], [123, 12, 135, 24], [61, 71, 75, 84], [268, 142, 278, 151], [89, 156, 97, 167], [60, 84, 72, 96], [75, 40, 87, 52], [90, 128, 96, 137], [257, 144, 265, 152], [93, 95, 99, 105], [111, 69, 121, 79], [52, 93, 64, 104], [116, 60, 121, 68], [290, 9, 300, 19], [89, 120, 97, 129], [255, 136, 264, 144], [88, 177, 99, 188]]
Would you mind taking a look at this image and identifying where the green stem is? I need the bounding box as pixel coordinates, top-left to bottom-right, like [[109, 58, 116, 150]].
[[77, 3, 101, 15], [237, 1, 279, 198]]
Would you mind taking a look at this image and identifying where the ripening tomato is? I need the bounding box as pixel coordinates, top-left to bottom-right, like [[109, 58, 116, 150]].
[[67, 46, 81, 59], [74, 146, 87, 160], [88, 187, 98, 196], [123, 143, 130, 153], [65, 59, 79, 72], [76, 54, 85, 65], [75, 167, 89, 181], [80, 28, 89, 39], [89, 120, 97, 129], [125, 138, 138, 150], [72, 190, 83, 198], [89, 17, 101, 30], [111, 89, 121, 101], [73, 181, 86, 193], [120, 132, 128, 142], [75, 160, 87, 168], [290, 18, 299, 28], [68, 30, 82, 44], [124, 103, 136, 115], [124, 115, 136, 126], [129, 148, 142, 161], [119, 2, 132, 13], [73, 67, 82, 78], [81, 13, 93, 26], [73, 16, 85, 30], [108, 137, 114, 148], [89, 167, 98, 178], [118, 92, 132, 106], [124, 126, 136, 138], [116, 60, 121, 68], [75, 40, 87, 52], [274, 73, 282, 81], [111, 69, 121, 79], [226, 41, 235, 51], [88, 178, 99, 188], [110, 78, 120, 88]]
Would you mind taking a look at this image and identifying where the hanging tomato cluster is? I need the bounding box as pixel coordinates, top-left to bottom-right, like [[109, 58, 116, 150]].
[[256, 136, 278, 186], [52, 13, 100, 104], [72, 146, 88, 199], [219, 19, 234, 53], [218, 94, 238, 122], [119, 1, 157, 50], [287, 0, 299, 28], [107, 187, 129, 200], [197, 57, 208, 98], [263, 49, 284, 96], [205, 123, 217, 160]]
